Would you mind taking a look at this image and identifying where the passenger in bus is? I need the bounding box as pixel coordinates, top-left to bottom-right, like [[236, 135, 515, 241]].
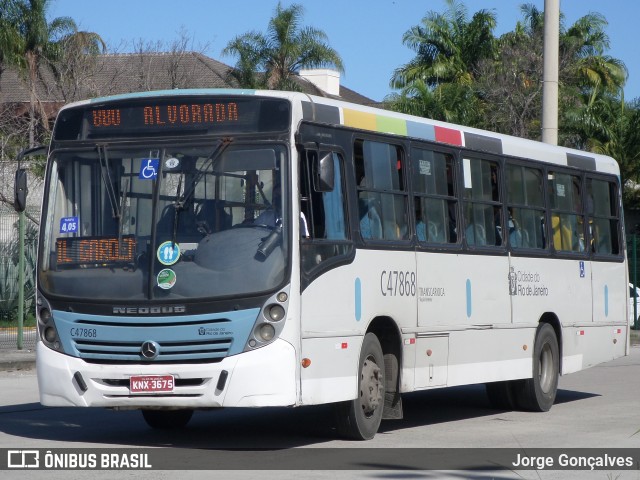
[[465, 223, 487, 246], [416, 209, 444, 243], [507, 208, 523, 248], [359, 197, 382, 239]]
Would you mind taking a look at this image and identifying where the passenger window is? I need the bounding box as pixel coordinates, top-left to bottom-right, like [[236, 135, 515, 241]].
[[587, 178, 619, 255], [355, 140, 408, 241], [462, 158, 502, 247], [300, 151, 352, 274], [549, 172, 585, 252], [506, 164, 546, 249], [412, 148, 457, 244]]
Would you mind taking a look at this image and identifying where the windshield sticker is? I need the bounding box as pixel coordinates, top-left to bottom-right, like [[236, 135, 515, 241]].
[[157, 269, 177, 290], [157, 241, 181, 265], [165, 157, 180, 169], [139, 158, 159, 180], [60, 217, 79, 234]]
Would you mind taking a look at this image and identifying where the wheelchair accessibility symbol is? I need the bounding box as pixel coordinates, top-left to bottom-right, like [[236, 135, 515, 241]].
[[139, 158, 159, 180]]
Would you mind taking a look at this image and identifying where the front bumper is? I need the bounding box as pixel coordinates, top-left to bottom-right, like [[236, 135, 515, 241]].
[[37, 338, 297, 409]]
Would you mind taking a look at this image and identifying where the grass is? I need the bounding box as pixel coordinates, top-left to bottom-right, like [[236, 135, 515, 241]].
[[0, 314, 36, 329]]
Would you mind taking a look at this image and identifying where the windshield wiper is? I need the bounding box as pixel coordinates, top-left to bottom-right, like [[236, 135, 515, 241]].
[[97, 144, 121, 220], [170, 138, 233, 245], [178, 137, 233, 208], [171, 173, 183, 248]]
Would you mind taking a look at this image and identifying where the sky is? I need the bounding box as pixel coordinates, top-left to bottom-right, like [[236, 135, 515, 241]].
[[47, 0, 640, 103]]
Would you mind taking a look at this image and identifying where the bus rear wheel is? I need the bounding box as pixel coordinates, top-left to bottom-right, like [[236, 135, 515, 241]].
[[141, 409, 193, 429], [514, 323, 559, 412], [335, 333, 385, 440]]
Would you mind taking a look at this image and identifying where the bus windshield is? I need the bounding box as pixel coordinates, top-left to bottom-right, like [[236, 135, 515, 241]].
[[39, 142, 289, 301]]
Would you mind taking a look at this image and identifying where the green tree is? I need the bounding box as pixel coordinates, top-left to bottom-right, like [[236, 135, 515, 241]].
[[5, 0, 80, 145], [388, 0, 496, 124], [223, 2, 344, 91]]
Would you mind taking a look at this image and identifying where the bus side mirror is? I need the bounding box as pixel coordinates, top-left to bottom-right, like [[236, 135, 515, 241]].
[[14, 168, 28, 213], [313, 151, 334, 192]]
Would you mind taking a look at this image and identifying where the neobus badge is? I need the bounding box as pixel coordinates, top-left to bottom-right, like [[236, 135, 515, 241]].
[[112, 306, 186, 315]]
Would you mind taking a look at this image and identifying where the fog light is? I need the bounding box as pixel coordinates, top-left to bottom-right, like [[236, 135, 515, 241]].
[[258, 323, 276, 341], [40, 308, 51, 322], [268, 305, 285, 322], [277, 292, 288, 302], [44, 326, 57, 343]]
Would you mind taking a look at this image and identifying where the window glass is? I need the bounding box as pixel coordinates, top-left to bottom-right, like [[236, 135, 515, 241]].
[[587, 178, 619, 255], [506, 164, 545, 249], [462, 158, 502, 247], [355, 140, 408, 241], [412, 148, 457, 244], [300, 152, 352, 274], [549, 172, 584, 252]]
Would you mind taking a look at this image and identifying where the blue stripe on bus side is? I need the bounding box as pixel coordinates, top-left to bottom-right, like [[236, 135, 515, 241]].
[[355, 278, 362, 321], [604, 285, 609, 317], [466, 279, 472, 318]]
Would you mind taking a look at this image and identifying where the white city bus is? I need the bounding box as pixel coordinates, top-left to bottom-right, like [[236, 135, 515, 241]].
[[26, 89, 628, 439]]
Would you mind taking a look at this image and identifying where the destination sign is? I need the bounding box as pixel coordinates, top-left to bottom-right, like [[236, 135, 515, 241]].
[[52, 97, 291, 141], [56, 235, 136, 267]]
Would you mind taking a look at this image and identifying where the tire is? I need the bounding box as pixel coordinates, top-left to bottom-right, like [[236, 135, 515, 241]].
[[514, 323, 559, 412], [141, 409, 193, 429], [485, 380, 518, 410], [335, 333, 385, 440]]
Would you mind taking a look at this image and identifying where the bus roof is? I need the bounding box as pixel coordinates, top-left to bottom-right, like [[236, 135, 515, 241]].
[[58, 88, 619, 176]]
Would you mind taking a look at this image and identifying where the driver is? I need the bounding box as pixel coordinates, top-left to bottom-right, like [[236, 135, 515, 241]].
[[255, 182, 281, 227]]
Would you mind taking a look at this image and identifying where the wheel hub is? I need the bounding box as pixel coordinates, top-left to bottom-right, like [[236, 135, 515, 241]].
[[360, 357, 383, 416]]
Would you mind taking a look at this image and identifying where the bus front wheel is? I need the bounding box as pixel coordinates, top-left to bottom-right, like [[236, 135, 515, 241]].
[[335, 333, 385, 440], [514, 323, 559, 412], [141, 409, 193, 429]]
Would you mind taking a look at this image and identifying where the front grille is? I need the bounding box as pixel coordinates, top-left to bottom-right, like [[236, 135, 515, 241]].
[[74, 337, 232, 362], [53, 308, 260, 364]]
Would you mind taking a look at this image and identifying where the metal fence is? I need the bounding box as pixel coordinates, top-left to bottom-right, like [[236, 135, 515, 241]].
[[0, 204, 39, 349]]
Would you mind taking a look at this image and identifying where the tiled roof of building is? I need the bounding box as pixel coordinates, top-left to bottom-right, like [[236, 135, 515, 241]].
[[0, 52, 376, 111]]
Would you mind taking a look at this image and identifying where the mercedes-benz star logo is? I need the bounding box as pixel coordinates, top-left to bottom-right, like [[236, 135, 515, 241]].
[[140, 340, 160, 360]]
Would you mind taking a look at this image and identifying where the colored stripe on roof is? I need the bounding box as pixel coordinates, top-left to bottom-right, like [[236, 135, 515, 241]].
[[434, 126, 463, 146], [342, 108, 463, 146], [567, 153, 596, 171], [464, 132, 503, 154], [343, 108, 377, 131]]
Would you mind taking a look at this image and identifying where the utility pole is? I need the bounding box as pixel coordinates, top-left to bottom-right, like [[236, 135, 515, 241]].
[[17, 209, 24, 350], [542, 0, 560, 145]]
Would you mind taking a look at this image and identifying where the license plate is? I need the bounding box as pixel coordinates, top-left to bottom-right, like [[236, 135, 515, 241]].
[[129, 375, 174, 393]]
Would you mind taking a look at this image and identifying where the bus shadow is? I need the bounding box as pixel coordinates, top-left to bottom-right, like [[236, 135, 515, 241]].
[[379, 384, 599, 434], [0, 385, 598, 449]]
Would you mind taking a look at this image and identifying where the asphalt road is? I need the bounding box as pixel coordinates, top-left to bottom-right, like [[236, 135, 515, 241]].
[[1, 346, 640, 479]]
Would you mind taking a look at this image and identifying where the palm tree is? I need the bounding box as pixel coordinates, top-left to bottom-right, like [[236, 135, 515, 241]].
[[223, 2, 344, 91], [8, 0, 79, 145], [390, 0, 496, 90], [388, 0, 496, 126], [0, 0, 22, 80]]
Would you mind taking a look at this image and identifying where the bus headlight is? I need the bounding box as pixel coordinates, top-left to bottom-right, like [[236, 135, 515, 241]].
[[44, 326, 57, 343], [268, 304, 285, 322], [37, 304, 64, 352], [258, 323, 276, 342], [244, 288, 290, 351]]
